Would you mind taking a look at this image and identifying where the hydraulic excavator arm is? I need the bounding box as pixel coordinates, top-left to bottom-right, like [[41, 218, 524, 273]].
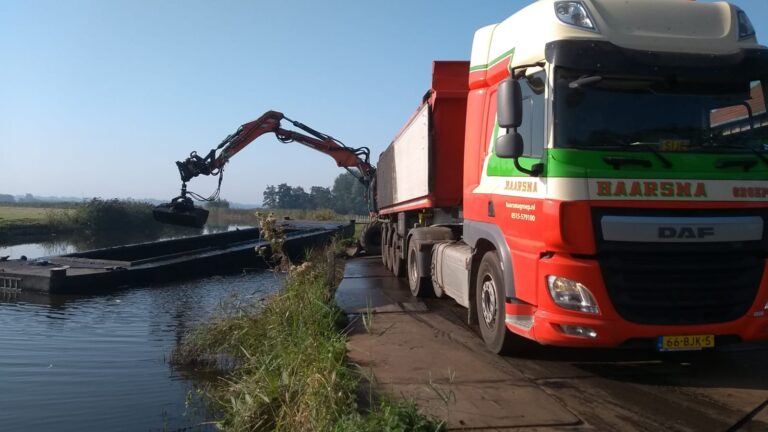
[[153, 110, 376, 227], [175, 111, 375, 184]]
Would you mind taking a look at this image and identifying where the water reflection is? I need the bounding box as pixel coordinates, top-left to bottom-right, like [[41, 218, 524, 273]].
[[0, 241, 76, 259], [0, 270, 284, 431], [0, 224, 252, 259], [0, 222, 271, 431], [203, 224, 253, 235]]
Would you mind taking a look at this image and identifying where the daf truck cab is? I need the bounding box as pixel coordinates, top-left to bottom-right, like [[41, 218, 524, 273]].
[[381, 0, 768, 354]]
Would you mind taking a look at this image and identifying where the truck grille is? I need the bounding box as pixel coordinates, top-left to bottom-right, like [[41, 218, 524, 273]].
[[593, 208, 767, 326], [599, 252, 763, 325]]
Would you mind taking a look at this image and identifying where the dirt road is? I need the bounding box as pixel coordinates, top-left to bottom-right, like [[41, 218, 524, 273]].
[[337, 257, 768, 431]]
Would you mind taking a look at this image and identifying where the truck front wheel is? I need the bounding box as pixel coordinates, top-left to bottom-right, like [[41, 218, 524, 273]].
[[475, 251, 519, 354]]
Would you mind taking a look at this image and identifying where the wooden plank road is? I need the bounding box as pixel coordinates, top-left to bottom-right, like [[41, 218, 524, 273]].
[[337, 256, 768, 431]]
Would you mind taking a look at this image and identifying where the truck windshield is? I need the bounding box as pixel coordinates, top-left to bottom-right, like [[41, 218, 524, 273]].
[[554, 68, 768, 154]]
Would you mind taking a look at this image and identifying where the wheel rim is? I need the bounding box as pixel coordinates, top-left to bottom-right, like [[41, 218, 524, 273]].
[[389, 235, 396, 267], [382, 229, 389, 265], [481, 276, 497, 329], [409, 249, 418, 284]]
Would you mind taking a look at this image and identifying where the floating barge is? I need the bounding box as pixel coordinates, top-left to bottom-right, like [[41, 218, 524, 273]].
[[0, 220, 352, 294]]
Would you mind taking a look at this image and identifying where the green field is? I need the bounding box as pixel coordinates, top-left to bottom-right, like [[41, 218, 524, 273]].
[[0, 205, 71, 226]]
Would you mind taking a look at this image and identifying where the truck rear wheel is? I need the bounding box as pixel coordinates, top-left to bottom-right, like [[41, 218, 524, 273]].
[[392, 235, 406, 277], [407, 240, 433, 297], [359, 221, 381, 256], [381, 224, 390, 268], [387, 228, 396, 272], [475, 251, 520, 355]]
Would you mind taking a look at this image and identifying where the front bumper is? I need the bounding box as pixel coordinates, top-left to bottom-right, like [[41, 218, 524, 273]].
[[506, 254, 768, 348]]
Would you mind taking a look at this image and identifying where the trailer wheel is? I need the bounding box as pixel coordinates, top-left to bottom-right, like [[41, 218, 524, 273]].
[[392, 234, 406, 277], [475, 251, 519, 354], [381, 224, 390, 268], [359, 221, 381, 256], [407, 240, 433, 297], [387, 228, 396, 272]]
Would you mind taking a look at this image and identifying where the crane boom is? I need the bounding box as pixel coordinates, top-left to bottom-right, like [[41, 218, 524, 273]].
[[175, 110, 374, 186], [153, 111, 376, 228]]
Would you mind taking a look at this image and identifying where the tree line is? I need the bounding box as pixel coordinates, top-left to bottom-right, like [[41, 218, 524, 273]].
[[261, 172, 368, 215], [0, 193, 38, 203]]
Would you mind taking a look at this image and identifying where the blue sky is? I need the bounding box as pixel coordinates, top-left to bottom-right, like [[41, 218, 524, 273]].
[[1, 0, 767, 204]]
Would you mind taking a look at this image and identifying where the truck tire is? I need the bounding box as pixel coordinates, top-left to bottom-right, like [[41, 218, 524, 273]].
[[407, 240, 433, 297], [359, 222, 381, 256], [381, 224, 390, 268], [387, 227, 396, 272], [387, 226, 395, 273], [392, 234, 406, 278], [475, 251, 520, 355]]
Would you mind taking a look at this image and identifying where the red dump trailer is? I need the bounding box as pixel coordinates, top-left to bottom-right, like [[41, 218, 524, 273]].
[[376, 61, 469, 217]]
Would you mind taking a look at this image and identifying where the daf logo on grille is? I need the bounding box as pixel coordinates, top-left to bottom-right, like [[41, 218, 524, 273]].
[[658, 226, 715, 239]]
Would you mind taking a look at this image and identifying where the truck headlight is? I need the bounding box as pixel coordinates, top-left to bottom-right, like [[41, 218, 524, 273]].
[[554, 1, 598, 33], [547, 276, 599, 314]]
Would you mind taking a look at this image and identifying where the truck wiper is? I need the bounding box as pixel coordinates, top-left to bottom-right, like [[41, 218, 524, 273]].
[[704, 143, 768, 167], [628, 142, 673, 168], [602, 156, 652, 170], [573, 144, 673, 168], [569, 75, 602, 89], [714, 158, 758, 171]]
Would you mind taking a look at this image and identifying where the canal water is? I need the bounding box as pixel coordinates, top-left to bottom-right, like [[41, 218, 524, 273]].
[[0, 236, 283, 431]]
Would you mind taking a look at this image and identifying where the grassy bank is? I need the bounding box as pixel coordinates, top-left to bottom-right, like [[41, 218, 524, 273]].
[[0, 205, 73, 243], [0, 200, 199, 245], [1, 200, 159, 234], [206, 207, 367, 227], [1, 203, 366, 229], [173, 250, 443, 431], [0, 205, 73, 227], [45, 198, 163, 235]]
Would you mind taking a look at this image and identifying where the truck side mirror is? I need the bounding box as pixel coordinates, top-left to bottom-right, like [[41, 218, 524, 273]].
[[497, 78, 522, 129], [495, 132, 524, 159]]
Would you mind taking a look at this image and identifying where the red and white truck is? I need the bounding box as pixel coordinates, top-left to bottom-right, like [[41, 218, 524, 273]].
[[377, 0, 768, 353], [162, 0, 768, 354]]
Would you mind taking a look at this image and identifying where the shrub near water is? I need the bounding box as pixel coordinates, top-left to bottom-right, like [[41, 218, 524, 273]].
[[174, 252, 443, 432], [47, 198, 199, 240], [71, 198, 160, 234]]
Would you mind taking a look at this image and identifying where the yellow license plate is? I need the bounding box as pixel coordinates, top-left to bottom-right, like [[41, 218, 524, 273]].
[[657, 335, 715, 351]]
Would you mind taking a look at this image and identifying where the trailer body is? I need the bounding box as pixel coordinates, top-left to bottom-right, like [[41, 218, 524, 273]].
[[377, 61, 469, 214]]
